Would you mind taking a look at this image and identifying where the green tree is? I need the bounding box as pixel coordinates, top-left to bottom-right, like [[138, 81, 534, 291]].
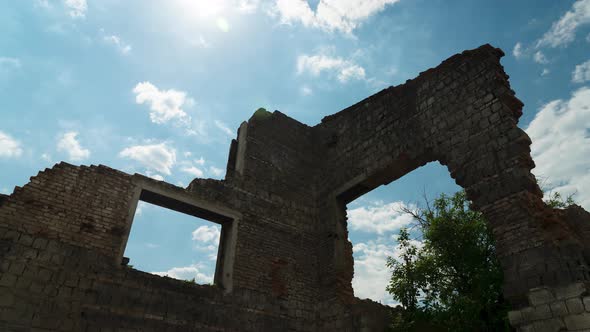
[[387, 191, 509, 331], [386, 190, 577, 331], [544, 191, 576, 208]]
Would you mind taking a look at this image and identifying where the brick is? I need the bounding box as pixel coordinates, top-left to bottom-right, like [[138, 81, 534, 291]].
[[532, 317, 564, 332], [0, 290, 15, 306], [566, 298, 585, 314], [0, 274, 17, 287], [555, 282, 587, 300], [37, 268, 52, 282], [519, 323, 535, 332], [19, 235, 33, 246], [528, 287, 554, 306], [550, 300, 568, 317], [508, 310, 523, 326], [32, 238, 48, 250], [531, 304, 552, 321], [564, 312, 590, 330]]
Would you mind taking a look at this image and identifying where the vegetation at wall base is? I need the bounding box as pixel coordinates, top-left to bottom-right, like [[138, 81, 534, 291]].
[[386, 190, 576, 332]]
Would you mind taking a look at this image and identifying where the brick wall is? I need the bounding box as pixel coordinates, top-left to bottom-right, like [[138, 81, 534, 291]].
[[1, 44, 589, 331]]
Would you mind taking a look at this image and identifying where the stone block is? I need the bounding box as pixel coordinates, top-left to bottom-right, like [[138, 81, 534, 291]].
[[554, 282, 587, 300], [532, 317, 564, 332], [508, 310, 523, 326], [19, 235, 33, 246], [521, 306, 535, 321], [550, 300, 568, 317], [584, 296, 590, 312], [564, 312, 590, 330], [0, 290, 15, 306], [528, 287, 554, 306], [531, 304, 552, 321], [0, 274, 17, 287], [566, 297, 585, 315], [32, 238, 48, 249]]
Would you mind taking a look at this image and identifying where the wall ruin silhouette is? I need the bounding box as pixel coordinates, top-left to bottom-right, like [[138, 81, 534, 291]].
[[1, 44, 589, 331]]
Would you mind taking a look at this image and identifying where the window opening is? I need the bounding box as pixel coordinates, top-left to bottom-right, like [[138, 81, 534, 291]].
[[123, 190, 229, 285]]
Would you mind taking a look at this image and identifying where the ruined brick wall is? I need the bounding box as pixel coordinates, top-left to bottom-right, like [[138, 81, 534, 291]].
[[312, 45, 589, 307], [0, 163, 322, 331], [0, 163, 135, 259], [1, 44, 589, 331]]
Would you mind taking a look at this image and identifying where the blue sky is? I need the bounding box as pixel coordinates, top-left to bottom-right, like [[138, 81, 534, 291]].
[[1, 0, 589, 305]]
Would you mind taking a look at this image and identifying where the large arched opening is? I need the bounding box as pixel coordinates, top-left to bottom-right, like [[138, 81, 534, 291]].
[[345, 161, 460, 305], [312, 46, 588, 312]]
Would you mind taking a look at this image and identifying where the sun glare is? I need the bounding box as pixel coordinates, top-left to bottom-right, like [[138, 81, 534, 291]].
[[175, 0, 228, 19], [169, 0, 238, 34]]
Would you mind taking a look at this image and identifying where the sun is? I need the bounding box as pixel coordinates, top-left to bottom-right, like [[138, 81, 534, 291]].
[[169, 0, 234, 33], [174, 0, 228, 19]]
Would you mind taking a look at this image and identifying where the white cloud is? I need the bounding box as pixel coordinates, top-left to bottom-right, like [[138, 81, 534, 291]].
[[300, 85, 313, 96], [541, 68, 550, 76], [352, 240, 396, 304], [145, 171, 165, 181], [297, 54, 366, 83], [185, 120, 207, 137], [337, 64, 366, 82], [512, 42, 524, 59], [178, 158, 205, 177], [0, 57, 21, 69], [181, 166, 204, 177], [152, 264, 213, 283], [192, 35, 211, 48], [271, 0, 316, 27], [192, 225, 221, 244], [347, 201, 415, 234], [64, 0, 87, 18], [102, 33, 132, 55], [41, 153, 52, 162], [297, 54, 344, 75], [57, 131, 90, 161], [119, 143, 177, 175], [533, 51, 548, 64], [536, 0, 590, 48], [214, 120, 235, 136], [135, 201, 148, 216], [0, 131, 23, 158], [270, 0, 400, 35], [526, 87, 590, 210], [352, 237, 422, 305], [572, 60, 590, 83], [238, 0, 260, 13], [195, 157, 205, 165], [209, 166, 224, 177], [587, 32, 590, 42], [133, 82, 193, 126], [146, 243, 160, 249]]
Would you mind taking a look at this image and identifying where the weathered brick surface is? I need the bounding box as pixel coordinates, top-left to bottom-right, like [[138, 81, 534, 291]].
[[0, 44, 588, 331], [509, 283, 590, 331]]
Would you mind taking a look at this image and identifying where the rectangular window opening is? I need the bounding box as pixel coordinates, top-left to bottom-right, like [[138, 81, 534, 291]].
[[122, 190, 231, 287]]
